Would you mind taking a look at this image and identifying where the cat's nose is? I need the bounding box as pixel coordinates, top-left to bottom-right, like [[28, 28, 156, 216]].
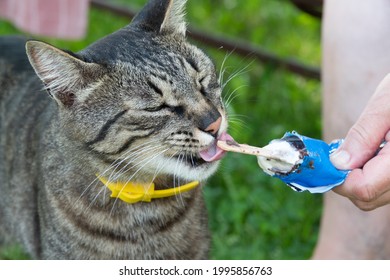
[[204, 116, 222, 136]]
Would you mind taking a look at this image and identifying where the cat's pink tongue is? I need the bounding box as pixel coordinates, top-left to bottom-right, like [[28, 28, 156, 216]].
[[199, 132, 234, 162]]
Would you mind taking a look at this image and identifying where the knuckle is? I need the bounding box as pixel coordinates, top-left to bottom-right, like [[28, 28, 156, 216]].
[[349, 123, 373, 149], [351, 183, 377, 203], [352, 200, 376, 211], [347, 123, 379, 162]]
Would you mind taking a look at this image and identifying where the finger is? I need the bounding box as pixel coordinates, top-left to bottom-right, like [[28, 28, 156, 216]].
[[351, 190, 390, 211], [333, 144, 390, 209], [334, 173, 390, 211]]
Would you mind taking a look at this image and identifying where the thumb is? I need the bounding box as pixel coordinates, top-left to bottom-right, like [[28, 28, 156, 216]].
[[331, 74, 390, 170], [330, 119, 386, 170]]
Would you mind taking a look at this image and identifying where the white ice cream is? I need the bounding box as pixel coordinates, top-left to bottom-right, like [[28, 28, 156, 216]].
[[257, 140, 303, 176]]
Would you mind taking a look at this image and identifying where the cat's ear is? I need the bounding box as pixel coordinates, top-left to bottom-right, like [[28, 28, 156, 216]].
[[132, 0, 187, 36], [26, 40, 103, 107]]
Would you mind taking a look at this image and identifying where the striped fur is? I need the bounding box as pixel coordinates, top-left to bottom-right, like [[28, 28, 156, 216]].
[[0, 0, 227, 259]]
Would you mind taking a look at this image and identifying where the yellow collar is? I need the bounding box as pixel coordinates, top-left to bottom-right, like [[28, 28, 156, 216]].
[[97, 176, 200, 204]]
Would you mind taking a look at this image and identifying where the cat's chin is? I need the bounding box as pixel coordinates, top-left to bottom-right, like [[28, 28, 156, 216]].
[[175, 160, 220, 182], [147, 154, 221, 182]]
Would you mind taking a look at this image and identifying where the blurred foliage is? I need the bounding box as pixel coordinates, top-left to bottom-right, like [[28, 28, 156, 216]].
[[0, 0, 322, 259], [0, 244, 30, 260]]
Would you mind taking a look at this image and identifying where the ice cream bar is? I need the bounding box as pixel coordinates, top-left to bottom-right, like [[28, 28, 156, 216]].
[[217, 131, 350, 193]]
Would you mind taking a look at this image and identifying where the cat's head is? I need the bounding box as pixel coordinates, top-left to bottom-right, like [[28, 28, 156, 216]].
[[26, 0, 231, 183]]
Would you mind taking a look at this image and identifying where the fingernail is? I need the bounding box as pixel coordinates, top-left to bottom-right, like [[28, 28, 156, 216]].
[[330, 149, 351, 169]]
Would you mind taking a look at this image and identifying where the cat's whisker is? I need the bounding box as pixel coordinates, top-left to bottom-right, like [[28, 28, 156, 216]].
[[107, 139, 161, 170], [110, 145, 166, 184], [108, 147, 169, 215], [74, 177, 102, 208], [172, 154, 179, 188], [222, 59, 254, 89], [108, 145, 164, 183], [218, 50, 235, 86], [178, 152, 193, 207], [109, 147, 170, 215], [86, 182, 109, 212], [227, 114, 252, 135], [123, 147, 170, 184], [172, 153, 185, 206], [99, 145, 164, 206], [101, 140, 161, 178], [147, 151, 179, 195], [228, 116, 250, 129], [224, 84, 248, 108], [179, 153, 190, 205], [133, 150, 181, 209], [108, 139, 161, 169], [107, 142, 162, 182], [79, 144, 163, 211], [190, 152, 196, 167], [76, 140, 161, 205], [228, 113, 250, 122], [84, 141, 155, 182]]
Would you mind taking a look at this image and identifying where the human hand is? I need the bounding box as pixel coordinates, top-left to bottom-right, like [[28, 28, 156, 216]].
[[330, 74, 390, 210]]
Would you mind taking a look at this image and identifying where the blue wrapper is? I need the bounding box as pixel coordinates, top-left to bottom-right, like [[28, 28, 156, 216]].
[[271, 131, 350, 193]]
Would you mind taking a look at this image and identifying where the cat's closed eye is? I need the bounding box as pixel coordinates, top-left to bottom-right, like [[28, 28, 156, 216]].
[[143, 104, 168, 112]]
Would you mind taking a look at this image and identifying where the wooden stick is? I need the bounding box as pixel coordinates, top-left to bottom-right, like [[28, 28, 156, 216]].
[[217, 140, 286, 161]]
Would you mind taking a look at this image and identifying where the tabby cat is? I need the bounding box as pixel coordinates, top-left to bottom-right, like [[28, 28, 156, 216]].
[[0, 0, 231, 259]]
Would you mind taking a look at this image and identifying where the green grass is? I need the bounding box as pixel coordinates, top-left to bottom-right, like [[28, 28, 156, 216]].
[[0, 0, 322, 259], [0, 245, 30, 260]]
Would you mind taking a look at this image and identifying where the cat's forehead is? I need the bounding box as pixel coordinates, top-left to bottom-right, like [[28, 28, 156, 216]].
[[80, 28, 210, 72]]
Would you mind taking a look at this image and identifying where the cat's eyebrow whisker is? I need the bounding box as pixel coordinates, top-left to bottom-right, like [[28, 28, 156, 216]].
[[218, 50, 235, 86]]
